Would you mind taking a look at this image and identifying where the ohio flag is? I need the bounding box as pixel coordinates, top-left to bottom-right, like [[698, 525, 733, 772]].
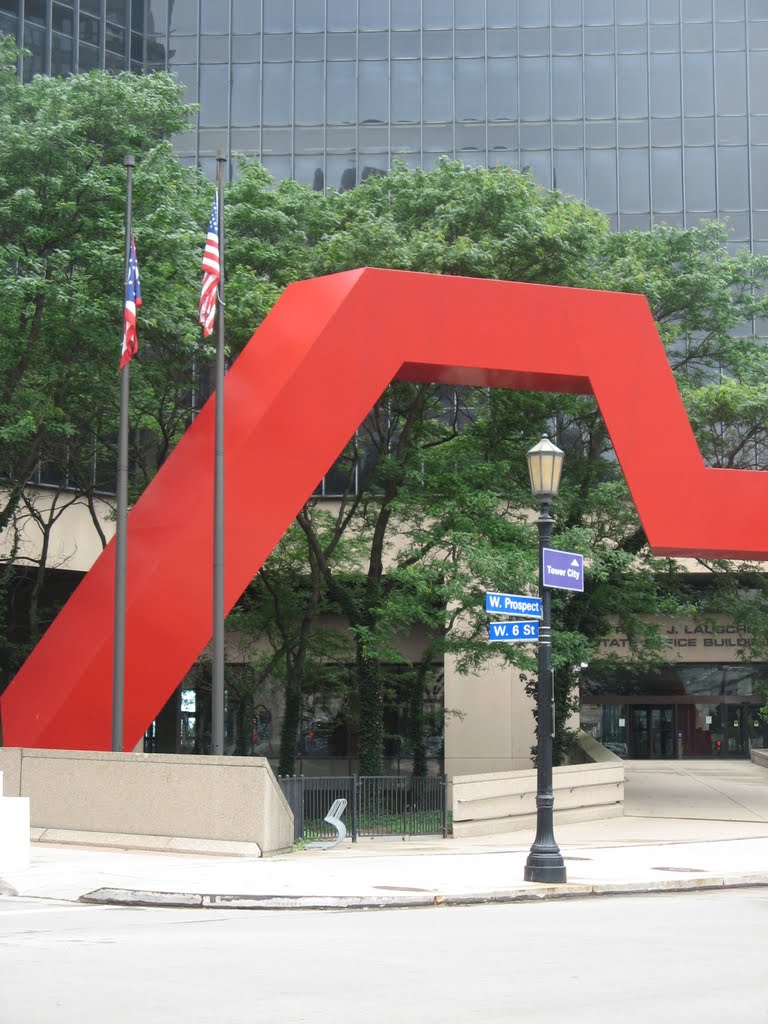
[[120, 234, 141, 369], [199, 195, 220, 337]]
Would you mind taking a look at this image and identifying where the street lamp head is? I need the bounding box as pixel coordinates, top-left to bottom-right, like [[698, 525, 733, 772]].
[[526, 434, 564, 501]]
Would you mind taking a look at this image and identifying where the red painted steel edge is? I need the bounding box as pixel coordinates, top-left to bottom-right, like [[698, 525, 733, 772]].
[[2, 268, 767, 750]]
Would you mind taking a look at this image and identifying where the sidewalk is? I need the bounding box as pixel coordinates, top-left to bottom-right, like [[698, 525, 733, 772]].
[[1, 759, 767, 910]]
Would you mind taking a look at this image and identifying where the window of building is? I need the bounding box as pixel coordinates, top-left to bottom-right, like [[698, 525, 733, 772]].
[[294, 61, 324, 125], [455, 29, 485, 57], [587, 148, 618, 212], [51, 32, 74, 75], [488, 57, 518, 121], [295, 0, 323, 32], [423, 59, 453, 122], [652, 147, 684, 212], [552, 0, 581, 27], [199, 63, 228, 126], [619, 148, 651, 212], [169, 0, 196, 35], [263, 0, 290, 33], [263, 33, 291, 60], [487, 0, 517, 28], [684, 0, 714, 22], [685, 145, 718, 209], [423, 29, 454, 57], [585, 55, 617, 119], [554, 149, 585, 199], [552, 56, 583, 119], [327, 32, 355, 59], [618, 25, 648, 52], [320, 61, 353, 125], [552, 27, 581, 54], [359, 59, 388, 123], [359, 31, 388, 58], [651, 53, 683, 117], [360, 0, 387, 31], [292, 33, 322, 60], [684, 52, 715, 117], [584, 0, 614, 26], [391, 60, 421, 124], [391, 0, 419, 32], [262, 61, 291, 125], [718, 145, 749, 210], [78, 41, 100, 72], [231, 0, 259, 34], [456, 58, 485, 122], [327, 0, 355, 32]]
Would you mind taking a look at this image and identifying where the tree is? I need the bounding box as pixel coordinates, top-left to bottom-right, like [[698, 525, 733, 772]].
[[224, 159, 610, 773], [0, 36, 210, 678], [224, 158, 768, 771]]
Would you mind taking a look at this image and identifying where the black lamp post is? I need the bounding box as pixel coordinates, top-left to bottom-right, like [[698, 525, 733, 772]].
[[524, 434, 567, 884]]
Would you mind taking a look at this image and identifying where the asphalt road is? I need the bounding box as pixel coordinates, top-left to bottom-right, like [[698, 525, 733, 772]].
[[1, 888, 766, 1023]]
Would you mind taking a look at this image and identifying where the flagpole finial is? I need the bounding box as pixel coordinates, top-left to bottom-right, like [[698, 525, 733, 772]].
[[124, 154, 135, 167]]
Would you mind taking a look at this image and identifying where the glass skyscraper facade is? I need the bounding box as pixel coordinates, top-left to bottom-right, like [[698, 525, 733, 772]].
[[0, 0, 143, 77], [5, 1, 768, 253]]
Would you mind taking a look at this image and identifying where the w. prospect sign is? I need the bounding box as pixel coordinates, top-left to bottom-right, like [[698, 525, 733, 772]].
[[4, 268, 768, 749]]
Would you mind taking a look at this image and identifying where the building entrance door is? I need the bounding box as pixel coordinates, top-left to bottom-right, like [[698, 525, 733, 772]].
[[630, 705, 676, 758]]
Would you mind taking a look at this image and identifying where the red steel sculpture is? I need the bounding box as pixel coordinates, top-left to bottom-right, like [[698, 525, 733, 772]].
[[3, 268, 768, 750]]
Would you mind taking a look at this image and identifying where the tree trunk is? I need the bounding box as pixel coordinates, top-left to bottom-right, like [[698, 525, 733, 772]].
[[278, 679, 302, 777]]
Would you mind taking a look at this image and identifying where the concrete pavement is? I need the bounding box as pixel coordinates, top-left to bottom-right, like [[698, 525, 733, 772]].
[[1, 759, 767, 910]]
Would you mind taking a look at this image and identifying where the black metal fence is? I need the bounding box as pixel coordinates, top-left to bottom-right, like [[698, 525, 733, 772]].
[[278, 774, 449, 843]]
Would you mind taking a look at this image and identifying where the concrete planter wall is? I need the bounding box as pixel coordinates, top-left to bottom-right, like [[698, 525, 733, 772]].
[[751, 748, 768, 769], [0, 748, 294, 856], [452, 760, 624, 838]]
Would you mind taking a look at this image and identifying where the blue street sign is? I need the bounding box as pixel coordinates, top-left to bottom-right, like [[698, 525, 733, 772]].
[[487, 620, 540, 643], [484, 592, 542, 618], [542, 548, 584, 592]]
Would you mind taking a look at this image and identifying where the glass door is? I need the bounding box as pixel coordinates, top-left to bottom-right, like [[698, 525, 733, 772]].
[[630, 705, 676, 758]]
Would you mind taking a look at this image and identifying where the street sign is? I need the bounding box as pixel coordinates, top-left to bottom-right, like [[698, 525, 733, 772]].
[[484, 592, 542, 618], [487, 620, 540, 643], [542, 548, 584, 592]]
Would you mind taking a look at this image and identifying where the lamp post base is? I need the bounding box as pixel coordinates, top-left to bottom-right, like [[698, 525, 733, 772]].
[[524, 851, 567, 884]]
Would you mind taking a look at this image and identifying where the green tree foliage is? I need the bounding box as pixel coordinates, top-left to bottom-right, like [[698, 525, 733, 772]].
[[0, 37, 209, 668], [224, 158, 768, 771]]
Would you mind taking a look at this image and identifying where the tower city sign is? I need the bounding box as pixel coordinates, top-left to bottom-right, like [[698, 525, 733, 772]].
[[542, 548, 584, 592]]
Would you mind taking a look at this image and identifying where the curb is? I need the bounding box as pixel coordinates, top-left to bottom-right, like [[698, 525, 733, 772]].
[[79, 874, 768, 911]]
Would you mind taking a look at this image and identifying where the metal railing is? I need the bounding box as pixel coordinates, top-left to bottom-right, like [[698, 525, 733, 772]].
[[278, 774, 448, 843]]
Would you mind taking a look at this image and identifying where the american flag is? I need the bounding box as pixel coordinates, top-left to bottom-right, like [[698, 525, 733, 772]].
[[120, 234, 141, 369], [199, 194, 220, 338]]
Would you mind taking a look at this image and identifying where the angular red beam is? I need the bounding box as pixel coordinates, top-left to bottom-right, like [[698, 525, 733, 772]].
[[2, 268, 766, 750]]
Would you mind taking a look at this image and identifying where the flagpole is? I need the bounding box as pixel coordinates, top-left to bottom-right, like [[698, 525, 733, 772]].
[[211, 152, 227, 756], [112, 153, 134, 753]]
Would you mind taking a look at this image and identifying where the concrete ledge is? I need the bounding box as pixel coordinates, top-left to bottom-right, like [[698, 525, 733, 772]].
[[0, 748, 294, 856], [452, 760, 624, 838], [32, 829, 264, 858], [751, 749, 768, 769]]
